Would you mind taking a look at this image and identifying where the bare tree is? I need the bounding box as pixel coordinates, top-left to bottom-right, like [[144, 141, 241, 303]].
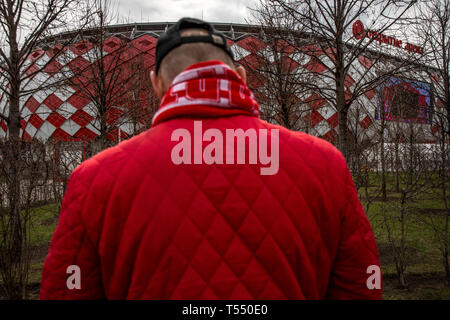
[[410, 0, 450, 286], [244, 0, 314, 131], [421, 120, 450, 286], [270, 0, 419, 161], [415, 0, 450, 139], [381, 121, 433, 288], [0, 0, 85, 299], [123, 53, 157, 136], [58, 0, 156, 157]]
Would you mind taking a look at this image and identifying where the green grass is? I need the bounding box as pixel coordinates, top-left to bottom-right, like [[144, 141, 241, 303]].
[[27, 203, 60, 294], [0, 202, 60, 299], [361, 179, 450, 299], [28, 203, 60, 246], [3, 172, 450, 300]]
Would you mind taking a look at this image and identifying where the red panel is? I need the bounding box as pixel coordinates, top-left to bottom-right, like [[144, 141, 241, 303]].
[[326, 113, 339, 128], [105, 107, 124, 125], [74, 127, 97, 140], [358, 55, 373, 69], [45, 44, 65, 58], [46, 112, 66, 128], [28, 50, 45, 63], [52, 128, 72, 141], [25, 96, 40, 113], [246, 73, 264, 90], [22, 131, 32, 142], [29, 114, 44, 129], [322, 129, 337, 142], [324, 47, 337, 61], [305, 93, 327, 110], [431, 124, 440, 134], [345, 88, 352, 101], [300, 44, 324, 58], [310, 110, 325, 127], [275, 39, 295, 55], [431, 73, 440, 84], [304, 58, 327, 74], [364, 88, 376, 100], [44, 59, 63, 75], [70, 40, 94, 56], [120, 130, 129, 140], [67, 93, 90, 109], [236, 36, 267, 53], [43, 94, 63, 111], [68, 56, 90, 73], [106, 127, 119, 142], [71, 109, 94, 127], [131, 34, 157, 53], [24, 64, 39, 78], [280, 56, 299, 73], [359, 115, 373, 129], [345, 75, 355, 88], [138, 52, 155, 67], [103, 37, 124, 53], [238, 53, 266, 70]]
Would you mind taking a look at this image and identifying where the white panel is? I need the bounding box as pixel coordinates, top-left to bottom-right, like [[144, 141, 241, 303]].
[[35, 121, 56, 140], [85, 122, 100, 135], [25, 122, 37, 137], [60, 119, 81, 136], [54, 86, 75, 102], [35, 104, 52, 120], [230, 44, 251, 60], [315, 120, 330, 136], [119, 121, 134, 135], [58, 101, 78, 117], [83, 102, 97, 118], [317, 105, 335, 120]]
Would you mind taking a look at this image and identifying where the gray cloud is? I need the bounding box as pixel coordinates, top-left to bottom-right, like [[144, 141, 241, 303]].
[[113, 0, 256, 24]]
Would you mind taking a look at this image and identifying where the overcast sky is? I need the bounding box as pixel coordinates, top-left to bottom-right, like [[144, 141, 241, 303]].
[[112, 0, 258, 24]]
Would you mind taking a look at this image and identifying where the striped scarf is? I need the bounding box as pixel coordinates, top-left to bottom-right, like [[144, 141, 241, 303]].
[[152, 60, 260, 126]]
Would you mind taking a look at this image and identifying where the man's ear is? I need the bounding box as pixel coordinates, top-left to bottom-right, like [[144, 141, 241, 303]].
[[235, 65, 247, 85], [150, 70, 165, 100]]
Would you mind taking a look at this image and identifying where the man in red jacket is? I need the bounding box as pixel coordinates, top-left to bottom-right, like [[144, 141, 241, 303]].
[[40, 17, 381, 299]]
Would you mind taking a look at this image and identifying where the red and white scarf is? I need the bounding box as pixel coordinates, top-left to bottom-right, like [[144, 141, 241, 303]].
[[152, 60, 260, 126]]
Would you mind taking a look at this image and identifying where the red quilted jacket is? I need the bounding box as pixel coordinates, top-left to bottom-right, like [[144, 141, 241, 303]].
[[40, 61, 381, 300]]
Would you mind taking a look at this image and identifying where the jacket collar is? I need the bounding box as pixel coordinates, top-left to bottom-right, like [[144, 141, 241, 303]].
[[152, 60, 260, 126]]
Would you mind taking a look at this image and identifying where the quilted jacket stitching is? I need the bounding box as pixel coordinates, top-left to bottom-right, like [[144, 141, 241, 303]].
[[144, 159, 285, 298], [262, 131, 334, 265], [50, 115, 376, 299], [128, 168, 189, 298]]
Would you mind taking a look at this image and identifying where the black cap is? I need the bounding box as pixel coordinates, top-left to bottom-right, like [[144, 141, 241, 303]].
[[155, 17, 234, 74]]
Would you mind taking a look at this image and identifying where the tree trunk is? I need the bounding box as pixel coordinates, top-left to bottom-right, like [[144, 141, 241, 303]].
[[3, 60, 27, 299], [380, 131, 387, 201], [395, 138, 400, 193], [338, 108, 349, 161]]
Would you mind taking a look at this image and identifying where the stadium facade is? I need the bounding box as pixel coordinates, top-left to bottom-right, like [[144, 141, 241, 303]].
[[0, 22, 443, 161]]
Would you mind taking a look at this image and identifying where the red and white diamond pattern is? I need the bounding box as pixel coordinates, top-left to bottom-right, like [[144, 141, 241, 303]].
[[0, 34, 157, 141], [0, 31, 416, 144]]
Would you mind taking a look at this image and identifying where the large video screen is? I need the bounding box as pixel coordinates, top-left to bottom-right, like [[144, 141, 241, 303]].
[[376, 76, 432, 124]]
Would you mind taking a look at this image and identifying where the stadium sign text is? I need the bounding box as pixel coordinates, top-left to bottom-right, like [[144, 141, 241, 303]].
[[352, 20, 423, 55]]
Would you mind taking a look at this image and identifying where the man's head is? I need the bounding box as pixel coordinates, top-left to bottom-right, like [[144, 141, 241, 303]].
[[150, 17, 247, 100]]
